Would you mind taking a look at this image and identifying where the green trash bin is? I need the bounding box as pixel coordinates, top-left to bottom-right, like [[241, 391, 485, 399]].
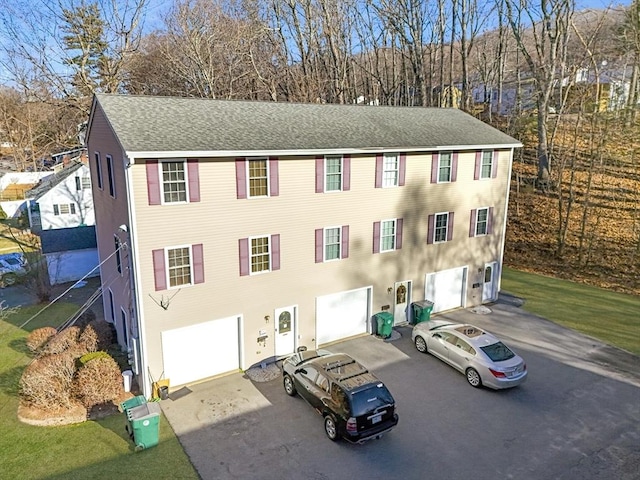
[[411, 300, 434, 324], [127, 402, 161, 451], [119, 395, 147, 413], [373, 312, 394, 339]]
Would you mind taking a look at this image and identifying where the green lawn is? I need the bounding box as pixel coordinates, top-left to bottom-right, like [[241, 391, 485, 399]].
[[0, 303, 199, 480], [501, 267, 640, 355]]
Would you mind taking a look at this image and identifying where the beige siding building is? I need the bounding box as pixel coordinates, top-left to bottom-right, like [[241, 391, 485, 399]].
[[86, 94, 521, 396]]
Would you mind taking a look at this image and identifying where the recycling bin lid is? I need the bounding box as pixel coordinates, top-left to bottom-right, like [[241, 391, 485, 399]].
[[412, 300, 434, 308], [373, 311, 393, 320], [127, 401, 162, 420]]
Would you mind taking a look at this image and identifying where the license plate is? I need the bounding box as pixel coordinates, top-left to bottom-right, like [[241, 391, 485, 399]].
[[371, 414, 382, 424]]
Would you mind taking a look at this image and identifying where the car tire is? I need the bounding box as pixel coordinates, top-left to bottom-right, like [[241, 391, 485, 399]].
[[414, 335, 428, 354], [283, 374, 297, 396], [2, 273, 17, 286], [466, 368, 482, 388], [324, 414, 339, 441]]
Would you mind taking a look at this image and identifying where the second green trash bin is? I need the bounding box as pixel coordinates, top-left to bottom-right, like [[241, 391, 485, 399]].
[[411, 300, 434, 324], [373, 311, 394, 339]]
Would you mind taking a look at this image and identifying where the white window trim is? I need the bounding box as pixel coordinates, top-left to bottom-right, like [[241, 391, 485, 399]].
[[434, 211, 449, 243], [480, 150, 493, 180], [475, 207, 490, 236], [382, 153, 399, 188], [165, 244, 194, 289], [438, 152, 453, 184], [249, 235, 271, 275], [323, 225, 342, 262], [106, 155, 116, 198], [246, 157, 270, 199], [380, 218, 397, 252], [94, 152, 103, 190], [324, 155, 343, 192], [160, 158, 190, 205]]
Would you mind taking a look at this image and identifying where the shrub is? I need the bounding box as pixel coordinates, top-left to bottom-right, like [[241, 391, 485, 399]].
[[25, 327, 57, 353], [19, 353, 76, 409], [75, 309, 96, 329], [78, 323, 99, 353], [39, 326, 82, 357], [78, 351, 110, 367], [83, 320, 115, 351], [72, 355, 123, 408]]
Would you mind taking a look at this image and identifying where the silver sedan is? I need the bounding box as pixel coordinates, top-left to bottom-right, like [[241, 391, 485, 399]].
[[411, 321, 527, 389]]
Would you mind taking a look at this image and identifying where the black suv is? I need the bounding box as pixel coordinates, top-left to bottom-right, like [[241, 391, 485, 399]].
[[282, 349, 399, 443]]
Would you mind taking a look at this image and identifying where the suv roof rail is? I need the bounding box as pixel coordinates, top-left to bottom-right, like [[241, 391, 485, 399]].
[[323, 358, 357, 371], [336, 368, 369, 382]]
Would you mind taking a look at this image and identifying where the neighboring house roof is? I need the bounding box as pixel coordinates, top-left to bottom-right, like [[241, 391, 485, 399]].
[[90, 94, 521, 158], [26, 161, 85, 201], [40, 226, 97, 254]]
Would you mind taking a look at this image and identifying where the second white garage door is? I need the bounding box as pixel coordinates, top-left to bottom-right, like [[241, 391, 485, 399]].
[[316, 287, 371, 345], [425, 267, 467, 313], [161, 315, 241, 387]]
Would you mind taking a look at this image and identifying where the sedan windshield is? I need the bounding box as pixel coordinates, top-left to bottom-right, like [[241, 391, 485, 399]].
[[480, 342, 515, 362]]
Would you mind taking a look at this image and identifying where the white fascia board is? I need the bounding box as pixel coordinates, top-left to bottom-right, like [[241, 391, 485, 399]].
[[125, 142, 522, 162]]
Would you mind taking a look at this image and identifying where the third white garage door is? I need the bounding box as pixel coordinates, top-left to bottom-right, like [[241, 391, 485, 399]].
[[316, 287, 371, 345], [425, 267, 467, 313]]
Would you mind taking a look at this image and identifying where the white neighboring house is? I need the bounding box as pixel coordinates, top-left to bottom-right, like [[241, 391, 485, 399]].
[[26, 155, 99, 285]]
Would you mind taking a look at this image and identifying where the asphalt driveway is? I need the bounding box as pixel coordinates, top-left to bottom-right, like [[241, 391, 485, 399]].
[[160, 295, 640, 480]]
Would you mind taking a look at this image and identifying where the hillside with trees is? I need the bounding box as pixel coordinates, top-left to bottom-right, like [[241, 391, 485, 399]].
[[0, 0, 638, 294]]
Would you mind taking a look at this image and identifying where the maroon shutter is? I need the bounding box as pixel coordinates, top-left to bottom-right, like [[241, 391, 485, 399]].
[[469, 209, 477, 237], [447, 212, 455, 241], [396, 218, 403, 249], [146, 160, 161, 205], [431, 154, 438, 183], [187, 159, 200, 202], [269, 157, 279, 196], [315, 229, 324, 263], [474, 151, 482, 180], [315, 156, 324, 193], [451, 152, 458, 182], [491, 150, 499, 178], [375, 154, 383, 188], [343, 155, 351, 191], [427, 215, 434, 244], [373, 221, 381, 253], [192, 243, 204, 284], [341, 226, 349, 258], [487, 207, 494, 234], [152, 249, 166, 291], [399, 153, 406, 186], [271, 234, 280, 270], [236, 158, 247, 199], [239, 238, 249, 276]]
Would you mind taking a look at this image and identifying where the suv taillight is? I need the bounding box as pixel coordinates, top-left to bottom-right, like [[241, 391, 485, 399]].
[[346, 417, 357, 433]]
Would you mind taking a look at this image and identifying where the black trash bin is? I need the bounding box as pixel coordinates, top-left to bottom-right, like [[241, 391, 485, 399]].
[[411, 300, 434, 324]]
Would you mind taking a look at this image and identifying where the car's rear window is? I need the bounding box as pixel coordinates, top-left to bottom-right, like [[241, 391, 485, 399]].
[[349, 384, 394, 417], [480, 342, 515, 362]]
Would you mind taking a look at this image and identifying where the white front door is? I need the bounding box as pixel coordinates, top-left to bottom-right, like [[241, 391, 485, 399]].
[[482, 262, 498, 302], [275, 306, 296, 357], [393, 280, 411, 325]]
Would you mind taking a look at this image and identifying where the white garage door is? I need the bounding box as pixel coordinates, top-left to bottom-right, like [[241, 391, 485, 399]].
[[425, 267, 467, 313], [316, 287, 371, 345], [161, 315, 241, 387]]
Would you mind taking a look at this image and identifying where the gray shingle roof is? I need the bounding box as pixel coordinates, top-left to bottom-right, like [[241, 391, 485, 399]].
[[26, 161, 84, 201], [93, 94, 521, 155]]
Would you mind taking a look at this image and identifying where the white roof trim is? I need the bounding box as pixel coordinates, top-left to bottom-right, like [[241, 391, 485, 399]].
[[125, 143, 522, 162]]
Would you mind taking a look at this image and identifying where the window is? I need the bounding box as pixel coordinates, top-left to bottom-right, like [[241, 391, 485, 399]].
[[427, 212, 454, 244], [383, 154, 399, 187], [152, 244, 205, 291], [75, 176, 91, 191], [438, 153, 452, 182], [108, 289, 115, 322], [475, 150, 497, 180], [114, 236, 122, 274], [251, 236, 271, 273], [53, 203, 76, 215], [325, 156, 342, 191], [94, 152, 103, 190], [324, 227, 341, 261], [248, 159, 269, 197], [315, 226, 349, 262], [106, 155, 115, 197], [238, 235, 280, 276], [316, 155, 350, 193], [373, 219, 403, 253], [162, 161, 187, 203], [469, 207, 493, 237], [434, 213, 449, 242]]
